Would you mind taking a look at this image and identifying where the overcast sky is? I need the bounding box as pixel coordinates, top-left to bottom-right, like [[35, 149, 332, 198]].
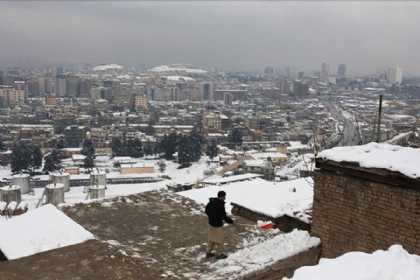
[[1, 1, 419, 75]]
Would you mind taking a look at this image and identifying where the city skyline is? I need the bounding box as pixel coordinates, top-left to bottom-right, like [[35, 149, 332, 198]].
[[0, 2, 419, 75]]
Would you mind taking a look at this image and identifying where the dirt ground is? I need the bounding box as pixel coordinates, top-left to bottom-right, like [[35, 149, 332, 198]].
[[0, 190, 272, 280]]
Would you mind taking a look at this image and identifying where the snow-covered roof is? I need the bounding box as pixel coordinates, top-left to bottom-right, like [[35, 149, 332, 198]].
[[46, 183, 64, 189], [11, 174, 29, 179], [287, 245, 420, 280], [49, 172, 70, 177], [244, 159, 266, 167], [116, 74, 130, 80], [113, 156, 136, 161], [201, 173, 262, 185], [165, 75, 195, 82], [72, 154, 86, 161], [61, 148, 82, 152], [287, 141, 310, 151], [179, 177, 313, 222], [148, 65, 207, 74], [0, 185, 20, 191], [317, 143, 420, 179], [0, 205, 94, 260], [93, 64, 123, 71], [120, 163, 154, 168], [252, 152, 288, 160]]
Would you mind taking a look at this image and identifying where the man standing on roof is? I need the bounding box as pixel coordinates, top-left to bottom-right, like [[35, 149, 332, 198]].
[[205, 190, 234, 259]]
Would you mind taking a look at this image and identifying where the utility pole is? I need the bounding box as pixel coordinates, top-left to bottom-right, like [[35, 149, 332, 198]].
[[376, 95, 383, 142]]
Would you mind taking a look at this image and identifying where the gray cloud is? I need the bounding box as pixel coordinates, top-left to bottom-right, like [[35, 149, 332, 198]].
[[0, 2, 419, 75]]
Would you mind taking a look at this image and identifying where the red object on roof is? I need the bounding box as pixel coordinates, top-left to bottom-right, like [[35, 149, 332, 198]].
[[260, 222, 273, 230]]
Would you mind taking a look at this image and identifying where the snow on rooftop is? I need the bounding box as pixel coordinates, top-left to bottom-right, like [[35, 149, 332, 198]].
[[244, 159, 266, 167], [286, 245, 420, 280], [251, 152, 288, 160], [93, 64, 123, 71], [20, 181, 168, 210], [207, 230, 320, 279], [179, 177, 313, 222], [288, 141, 310, 151], [201, 173, 262, 185], [0, 185, 20, 191], [46, 183, 65, 189], [165, 75, 195, 82], [0, 204, 94, 260], [11, 173, 29, 178], [148, 65, 207, 74], [317, 142, 420, 179]]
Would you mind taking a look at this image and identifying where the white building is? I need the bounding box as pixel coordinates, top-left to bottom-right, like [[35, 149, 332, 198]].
[[320, 62, 330, 81], [387, 66, 403, 85]]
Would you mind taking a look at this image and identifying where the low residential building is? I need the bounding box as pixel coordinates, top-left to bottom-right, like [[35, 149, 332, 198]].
[[120, 163, 155, 174]]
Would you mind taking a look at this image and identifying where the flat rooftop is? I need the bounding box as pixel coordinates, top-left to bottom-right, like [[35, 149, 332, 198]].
[[0, 191, 273, 280]]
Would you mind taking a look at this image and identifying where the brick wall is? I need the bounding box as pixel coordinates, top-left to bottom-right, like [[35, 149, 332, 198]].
[[312, 168, 420, 258]]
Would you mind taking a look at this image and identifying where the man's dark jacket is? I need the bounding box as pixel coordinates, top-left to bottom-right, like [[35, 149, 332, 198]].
[[205, 197, 233, 227]]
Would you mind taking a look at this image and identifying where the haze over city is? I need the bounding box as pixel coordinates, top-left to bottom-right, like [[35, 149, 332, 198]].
[[1, 1, 420, 75], [1, 2, 420, 280]]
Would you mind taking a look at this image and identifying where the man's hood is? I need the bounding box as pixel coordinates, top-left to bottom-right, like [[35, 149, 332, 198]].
[[209, 197, 224, 204]]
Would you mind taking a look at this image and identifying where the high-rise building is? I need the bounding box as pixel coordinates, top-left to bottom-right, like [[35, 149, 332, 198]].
[[56, 66, 64, 76], [292, 80, 309, 97], [133, 94, 148, 111], [65, 76, 80, 97], [224, 93, 233, 106], [56, 75, 66, 97], [200, 82, 213, 101], [264, 66, 274, 75], [78, 78, 92, 98], [337, 64, 346, 80], [321, 62, 330, 81], [387, 67, 403, 85], [26, 78, 40, 97], [45, 96, 57, 106], [37, 77, 46, 95], [0, 86, 25, 108]]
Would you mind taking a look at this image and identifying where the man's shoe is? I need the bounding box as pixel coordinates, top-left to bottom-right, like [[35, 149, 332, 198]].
[[216, 253, 228, 259], [206, 252, 215, 258]]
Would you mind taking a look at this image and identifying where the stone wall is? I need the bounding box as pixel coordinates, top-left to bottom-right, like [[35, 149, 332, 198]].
[[312, 165, 420, 258]]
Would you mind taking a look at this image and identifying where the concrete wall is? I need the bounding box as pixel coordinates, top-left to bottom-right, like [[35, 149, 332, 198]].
[[242, 245, 320, 280], [312, 167, 420, 258], [231, 203, 310, 233]]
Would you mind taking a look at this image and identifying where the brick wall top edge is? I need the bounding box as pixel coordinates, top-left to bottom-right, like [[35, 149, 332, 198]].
[[315, 159, 420, 190]]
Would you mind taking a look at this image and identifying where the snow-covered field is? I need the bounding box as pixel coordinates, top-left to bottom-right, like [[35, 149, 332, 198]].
[[163, 157, 216, 185], [179, 177, 313, 222], [286, 245, 420, 280]]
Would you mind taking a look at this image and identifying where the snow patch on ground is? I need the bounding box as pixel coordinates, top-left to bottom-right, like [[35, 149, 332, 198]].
[[286, 245, 420, 280], [203, 230, 320, 280], [163, 157, 215, 185]]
